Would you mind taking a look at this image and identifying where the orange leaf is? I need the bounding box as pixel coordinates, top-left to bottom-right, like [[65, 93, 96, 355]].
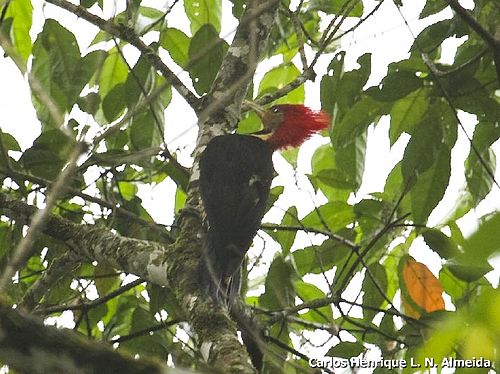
[[401, 295, 421, 319], [402, 258, 445, 314]]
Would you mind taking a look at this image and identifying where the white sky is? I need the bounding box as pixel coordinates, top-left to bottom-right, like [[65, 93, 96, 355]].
[[0, 0, 499, 370]]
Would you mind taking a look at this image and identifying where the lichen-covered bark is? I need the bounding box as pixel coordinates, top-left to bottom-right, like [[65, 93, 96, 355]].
[[0, 192, 170, 286], [0, 192, 255, 373], [190, 0, 281, 190], [0, 0, 281, 372], [0, 300, 167, 374], [181, 2, 280, 371], [19, 252, 80, 311]]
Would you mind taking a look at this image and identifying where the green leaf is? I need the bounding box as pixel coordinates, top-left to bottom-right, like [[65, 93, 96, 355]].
[[228, 0, 245, 18], [422, 228, 459, 259], [156, 75, 172, 109], [382, 161, 403, 201], [94, 263, 120, 296], [320, 52, 345, 115], [99, 48, 129, 98], [389, 88, 429, 145], [310, 0, 363, 17], [160, 28, 190, 68], [294, 281, 333, 322], [410, 19, 455, 56], [81, 0, 98, 8], [410, 148, 451, 225], [419, 0, 449, 19], [104, 130, 128, 151], [90, 29, 111, 45], [174, 188, 187, 212], [336, 53, 372, 113], [31, 19, 88, 125], [20, 148, 64, 180], [147, 283, 182, 319], [445, 256, 493, 282], [156, 158, 189, 192], [134, 7, 167, 34], [327, 341, 364, 358], [73, 50, 107, 105], [258, 63, 304, 104], [443, 75, 499, 120], [301, 201, 354, 232], [465, 121, 500, 207], [260, 256, 295, 309], [362, 263, 387, 321], [42, 275, 76, 305], [354, 199, 385, 237], [236, 111, 261, 135], [39, 19, 81, 102], [120, 307, 167, 358], [462, 212, 500, 265], [368, 70, 423, 102], [0, 131, 21, 152], [334, 129, 366, 192], [5, 0, 33, 64], [188, 24, 228, 95], [124, 54, 155, 109], [265, 186, 284, 213], [33, 128, 75, 159], [310, 144, 352, 200], [332, 96, 380, 147], [118, 181, 138, 201], [77, 92, 101, 115], [383, 240, 413, 305], [293, 236, 352, 276], [439, 266, 468, 303], [267, 207, 299, 255], [401, 109, 443, 187], [184, 0, 222, 34], [130, 111, 163, 150], [102, 83, 127, 122]]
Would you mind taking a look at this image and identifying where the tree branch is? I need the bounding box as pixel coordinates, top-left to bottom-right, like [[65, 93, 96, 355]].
[[445, 0, 500, 50], [0, 142, 87, 291], [0, 191, 170, 285], [19, 252, 81, 311], [0, 166, 174, 243], [444, 0, 500, 85], [261, 224, 358, 249], [0, 300, 168, 374], [44, 0, 200, 111], [0, 191, 256, 373], [188, 0, 281, 197], [35, 278, 145, 315]]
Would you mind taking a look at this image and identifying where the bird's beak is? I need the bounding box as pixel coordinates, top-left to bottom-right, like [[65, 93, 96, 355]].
[[244, 100, 266, 119], [243, 100, 274, 140]]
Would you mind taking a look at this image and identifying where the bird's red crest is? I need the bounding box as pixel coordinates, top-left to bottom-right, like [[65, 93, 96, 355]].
[[267, 105, 330, 150]]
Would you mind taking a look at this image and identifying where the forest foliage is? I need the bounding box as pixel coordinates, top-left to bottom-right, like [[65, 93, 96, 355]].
[[0, 0, 499, 373]]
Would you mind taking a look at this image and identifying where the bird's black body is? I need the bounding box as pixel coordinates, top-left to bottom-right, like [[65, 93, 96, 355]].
[[199, 134, 274, 304]]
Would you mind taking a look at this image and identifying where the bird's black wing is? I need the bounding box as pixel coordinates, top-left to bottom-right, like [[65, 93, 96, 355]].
[[199, 134, 273, 303]]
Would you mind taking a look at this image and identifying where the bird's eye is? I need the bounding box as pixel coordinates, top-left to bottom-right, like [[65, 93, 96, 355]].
[[272, 107, 280, 113]]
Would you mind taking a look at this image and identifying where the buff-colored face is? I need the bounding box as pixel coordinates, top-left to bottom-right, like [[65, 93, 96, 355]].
[[247, 104, 285, 140], [261, 106, 285, 132]]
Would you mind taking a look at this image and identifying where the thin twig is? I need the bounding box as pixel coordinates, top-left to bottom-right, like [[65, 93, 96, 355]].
[[261, 224, 358, 249], [0, 166, 174, 243], [0, 142, 87, 291], [45, 0, 200, 111], [110, 319, 181, 344], [36, 278, 145, 314]]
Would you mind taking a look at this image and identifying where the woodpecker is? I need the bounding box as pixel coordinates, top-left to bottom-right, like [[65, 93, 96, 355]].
[[199, 104, 330, 305]]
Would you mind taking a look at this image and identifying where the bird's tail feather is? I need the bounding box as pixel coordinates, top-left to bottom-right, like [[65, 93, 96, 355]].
[[199, 231, 242, 307], [200, 232, 264, 371]]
